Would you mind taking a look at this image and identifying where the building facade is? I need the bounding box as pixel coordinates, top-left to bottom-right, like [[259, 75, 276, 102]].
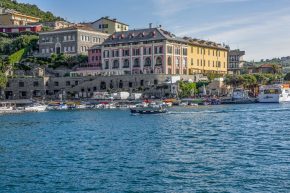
[[28, 21, 73, 30], [248, 64, 282, 74], [228, 49, 245, 74], [87, 16, 129, 34], [0, 8, 40, 26], [38, 25, 109, 57], [187, 39, 229, 75], [0, 24, 42, 33], [73, 27, 228, 76]]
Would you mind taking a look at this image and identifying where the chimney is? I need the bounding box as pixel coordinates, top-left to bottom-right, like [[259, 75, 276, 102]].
[[149, 23, 152, 29], [159, 25, 162, 28]]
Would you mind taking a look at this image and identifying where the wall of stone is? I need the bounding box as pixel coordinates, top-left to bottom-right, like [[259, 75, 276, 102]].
[[3, 74, 201, 100]]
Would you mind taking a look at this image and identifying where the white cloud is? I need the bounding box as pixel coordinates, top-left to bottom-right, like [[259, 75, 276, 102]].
[[153, 0, 290, 61], [173, 8, 290, 60], [152, 0, 253, 17]]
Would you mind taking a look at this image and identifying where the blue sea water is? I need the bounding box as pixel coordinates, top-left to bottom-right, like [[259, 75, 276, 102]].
[[0, 104, 289, 193]]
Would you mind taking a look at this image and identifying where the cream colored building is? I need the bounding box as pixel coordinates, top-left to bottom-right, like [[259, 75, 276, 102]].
[[0, 9, 40, 26], [87, 16, 129, 34]]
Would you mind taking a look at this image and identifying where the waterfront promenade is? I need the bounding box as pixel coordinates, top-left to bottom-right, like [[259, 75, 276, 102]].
[[0, 103, 289, 192]]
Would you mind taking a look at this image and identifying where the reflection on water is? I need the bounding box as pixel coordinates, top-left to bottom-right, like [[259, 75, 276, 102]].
[[0, 103, 289, 192]]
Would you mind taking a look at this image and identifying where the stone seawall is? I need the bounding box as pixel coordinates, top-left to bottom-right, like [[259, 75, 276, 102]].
[[3, 74, 201, 100]]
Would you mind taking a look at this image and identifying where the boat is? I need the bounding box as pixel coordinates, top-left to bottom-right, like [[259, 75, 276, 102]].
[[221, 88, 257, 104], [130, 104, 167, 114], [258, 84, 290, 103], [24, 104, 47, 112], [130, 107, 167, 114]]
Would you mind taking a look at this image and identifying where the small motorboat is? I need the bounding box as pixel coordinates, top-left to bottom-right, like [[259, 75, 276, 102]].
[[130, 106, 167, 114]]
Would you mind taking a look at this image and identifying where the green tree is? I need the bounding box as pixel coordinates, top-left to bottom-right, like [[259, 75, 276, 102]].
[[284, 73, 290, 81], [0, 72, 8, 90], [179, 81, 197, 98]]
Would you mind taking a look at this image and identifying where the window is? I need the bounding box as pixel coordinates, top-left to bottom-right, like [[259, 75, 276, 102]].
[[133, 48, 140, 56], [167, 46, 173, 54], [123, 59, 130, 68], [154, 46, 163, 54], [175, 48, 181, 55], [191, 58, 193, 65], [113, 60, 119, 69], [167, 57, 172, 66], [182, 48, 187, 55], [144, 57, 151, 66], [105, 60, 109, 69], [155, 56, 162, 66], [19, 82, 24, 87], [33, 81, 39, 87], [66, 81, 70, 86], [123, 49, 130, 56], [54, 82, 59, 86], [133, 58, 140, 67], [159, 46, 163, 54], [99, 24, 102, 29], [176, 58, 180, 67]]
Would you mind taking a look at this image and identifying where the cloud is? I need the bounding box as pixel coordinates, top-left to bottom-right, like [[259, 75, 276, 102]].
[[152, 0, 253, 17], [156, 0, 290, 61]]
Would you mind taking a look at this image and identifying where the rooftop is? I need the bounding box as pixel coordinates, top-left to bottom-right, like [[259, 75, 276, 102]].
[[39, 25, 110, 35], [103, 27, 228, 50], [92, 16, 129, 26]]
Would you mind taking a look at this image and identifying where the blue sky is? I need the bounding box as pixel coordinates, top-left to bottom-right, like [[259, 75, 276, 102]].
[[17, 0, 290, 61]]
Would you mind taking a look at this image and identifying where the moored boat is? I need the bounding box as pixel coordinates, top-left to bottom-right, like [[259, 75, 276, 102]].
[[258, 84, 290, 103], [130, 105, 167, 114]]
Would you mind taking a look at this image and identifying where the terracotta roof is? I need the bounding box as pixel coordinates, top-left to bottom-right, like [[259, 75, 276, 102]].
[[259, 64, 282, 68]]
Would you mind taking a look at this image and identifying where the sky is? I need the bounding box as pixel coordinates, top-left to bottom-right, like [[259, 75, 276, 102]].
[[16, 0, 290, 61]]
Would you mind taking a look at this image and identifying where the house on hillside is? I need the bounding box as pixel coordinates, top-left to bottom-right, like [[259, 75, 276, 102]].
[[247, 64, 282, 74]]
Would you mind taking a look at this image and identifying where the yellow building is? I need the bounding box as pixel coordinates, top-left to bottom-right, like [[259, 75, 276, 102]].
[[89, 16, 129, 34], [0, 10, 40, 26], [187, 39, 229, 75]]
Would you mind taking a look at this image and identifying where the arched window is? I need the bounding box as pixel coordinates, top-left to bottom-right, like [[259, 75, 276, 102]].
[[155, 56, 162, 66], [110, 80, 114, 89], [144, 57, 151, 66], [176, 58, 180, 67], [123, 59, 129, 68], [100, 81, 106, 90], [119, 80, 123, 88], [133, 58, 140, 67], [183, 58, 187, 65], [167, 57, 172, 66], [113, 60, 119, 69]]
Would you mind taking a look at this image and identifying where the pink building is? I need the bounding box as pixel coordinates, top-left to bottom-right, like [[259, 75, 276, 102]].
[[0, 25, 42, 33], [74, 45, 103, 76], [88, 45, 102, 68]]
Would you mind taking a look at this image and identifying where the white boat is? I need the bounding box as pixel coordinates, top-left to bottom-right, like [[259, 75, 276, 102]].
[[258, 84, 290, 103], [24, 104, 47, 112]]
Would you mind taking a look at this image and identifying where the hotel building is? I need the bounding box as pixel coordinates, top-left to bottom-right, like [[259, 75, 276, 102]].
[[73, 27, 229, 76], [38, 25, 109, 57]]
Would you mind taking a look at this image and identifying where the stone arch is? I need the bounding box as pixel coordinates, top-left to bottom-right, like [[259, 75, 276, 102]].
[[155, 56, 162, 66]]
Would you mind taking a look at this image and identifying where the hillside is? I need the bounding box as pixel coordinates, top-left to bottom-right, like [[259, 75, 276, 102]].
[[245, 56, 290, 73], [1, 0, 65, 22]]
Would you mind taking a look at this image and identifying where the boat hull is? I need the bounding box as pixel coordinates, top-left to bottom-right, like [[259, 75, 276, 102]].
[[130, 108, 167, 114]]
